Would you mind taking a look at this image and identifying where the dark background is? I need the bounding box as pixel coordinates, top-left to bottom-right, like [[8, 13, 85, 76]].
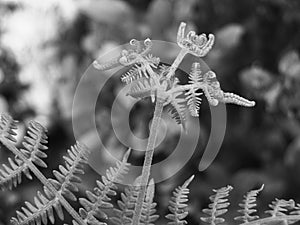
[[1, 0, 300, 224]]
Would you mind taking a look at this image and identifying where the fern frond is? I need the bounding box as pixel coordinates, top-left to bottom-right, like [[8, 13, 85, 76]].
[[166, 92, 186, 129], [291, 203, 300, 215], [110, 176, 142, 225], [201, 185, 233, 225], [158, 64, 170, 77], [121, 66, 144, 84], [188, 63, 202, 84], [0, 121, 48, 190], [235, 184, 264, 223], [10, 142, 90, 225], [93, 57, 120, 71], [0, 157, 29, 190], [144, 54, 160, 68], [265, 199, 295, 217], [0, 113, 18, 143], [220, 92, 256, 107], [140, 179, 159, 225], [20, 121, 48, 168], [78, 149, 131, 225], [165, 175, 194, 225], [127, 77, 156, 100]]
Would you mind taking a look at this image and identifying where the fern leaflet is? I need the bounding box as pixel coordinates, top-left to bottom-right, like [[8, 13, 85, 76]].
[[235, 184, 264, 223], [201, 185, 232, 225], [77, 149, 131, 225], [0, 120, 48, 190], [165, 175, 194, 225], [265, 199, 295, 217], [140, 179, 159, 225], [110, 176, 142, 225], [10, 142, 90, 225], [0, 113, 18, 143]]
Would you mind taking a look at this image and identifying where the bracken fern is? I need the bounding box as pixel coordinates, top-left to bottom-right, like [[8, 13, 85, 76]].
[[2, 21, 300, 225]]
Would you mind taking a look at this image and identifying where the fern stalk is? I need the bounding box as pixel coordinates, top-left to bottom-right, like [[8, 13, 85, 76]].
[[240, 215, 300, 225], [0, 137, 86, 225], [132, 98, 164, 225], [166, 49, 187, 79]]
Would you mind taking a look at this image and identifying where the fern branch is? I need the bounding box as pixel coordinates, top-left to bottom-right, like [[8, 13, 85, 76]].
[[265, 199, 295, 217], [166, 92, 187, 129], [235, 185, 264, 223], [11, 142, 90, 225], [127, 77, 156, 100], [201, 185, 233, 225], [78, 149, 131, 225], [0, 113, 18, 143], [0, 157, 30, 190], [110, 176, 142, 225], [140, 179, 159, 225], [166, 175, 194, 225], [93, 57, 120, 71], [0, 120, 48, 190]]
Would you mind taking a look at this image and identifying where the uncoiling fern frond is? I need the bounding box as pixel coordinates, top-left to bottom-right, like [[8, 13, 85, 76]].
[[77, 149, 131, 225], [235, 185, 264, 223], [110, 176, 142, 225], [0, 120, 48, 190], [166, 175, 194, 225], [10, 142, 90, 225], [140, 179, 159, 225], [201, 185, 233, 225]]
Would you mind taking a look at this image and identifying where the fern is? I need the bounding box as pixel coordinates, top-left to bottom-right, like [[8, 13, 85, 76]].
[[265, 199, 295, 217], [0, 118, 48, 190], [166, 92, 187, 129], [201, 185, 233, 225], [77, 149, 131, 225], [0, 113, 18, 143], [185, 62, 203, 117], [110, 176, 142, 225], [10, 142, 90, 225], [235, 185, 264, 223], [140, 179, 159, 225], [166, 175, 194, 225]]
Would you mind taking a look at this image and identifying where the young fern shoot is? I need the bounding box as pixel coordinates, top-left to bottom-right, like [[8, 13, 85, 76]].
[[93, 22, 256, 225]]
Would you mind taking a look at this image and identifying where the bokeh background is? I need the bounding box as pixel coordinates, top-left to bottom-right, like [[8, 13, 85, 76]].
[[1, 0, 300, 224]]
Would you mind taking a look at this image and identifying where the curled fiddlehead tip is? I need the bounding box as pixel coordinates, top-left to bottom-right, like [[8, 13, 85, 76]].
[[177, 22, 215, 57]]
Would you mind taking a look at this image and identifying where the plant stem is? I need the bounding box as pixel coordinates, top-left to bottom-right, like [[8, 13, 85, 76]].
[[132, 97, 164, 225], [166, 49, 187, 79], [241, 215, 300, 225], [0, 137, 86, 225]]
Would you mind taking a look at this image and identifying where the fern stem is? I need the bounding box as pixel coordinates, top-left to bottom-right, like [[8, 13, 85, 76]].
[[241, 215, 300, 225], [166, 49, 187, 79], [0, 138, 86, 225], [132, 97, 164, 225]]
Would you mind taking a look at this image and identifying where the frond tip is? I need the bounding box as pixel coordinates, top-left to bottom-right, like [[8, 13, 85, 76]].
[[235, 184, 264, 223], [201, 185, 233, 225], [166, 175, 194, 225]]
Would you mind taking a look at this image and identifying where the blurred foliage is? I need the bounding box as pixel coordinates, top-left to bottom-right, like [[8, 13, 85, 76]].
[[0, 0, 300, 224]]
